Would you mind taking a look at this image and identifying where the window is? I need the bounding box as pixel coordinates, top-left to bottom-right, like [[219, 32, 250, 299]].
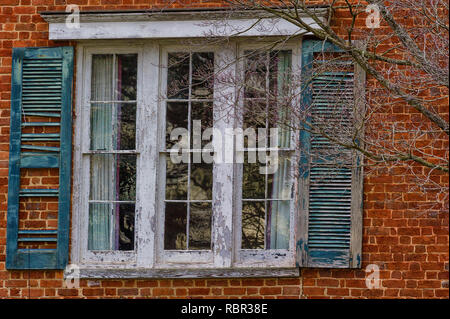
[[73, 41, 300, 274], [69, 39, 363, 277]]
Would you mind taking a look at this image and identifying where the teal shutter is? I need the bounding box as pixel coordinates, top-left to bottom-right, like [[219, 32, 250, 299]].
[[6, 47, 74, 269], [297, 39, 364, 268]]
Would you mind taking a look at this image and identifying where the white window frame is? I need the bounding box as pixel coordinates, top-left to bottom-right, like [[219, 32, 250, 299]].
[[71, 39, 302, 278]]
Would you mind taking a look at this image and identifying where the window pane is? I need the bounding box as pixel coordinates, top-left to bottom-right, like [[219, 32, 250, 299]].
[[192, 52, 214, 99], [243, 99, 267, 131], [89, 154, 136, 201], [118, 203, 135, 251], [266, 157, 291, 200], [167, 52, 190, 99], [269, 50, 291, 98], [117, 103, 137, 150], [191, 102, 213, 149], [189, 202, 212, 250], [164, 202, 187, 250], [242, 201, 265, 249], [88, 203, 135, 251], [190, 162, 212, 200], [90, 103, 136, 151], [90, 103, 113, 151], [165, 157, 188, 200], [91, 54, 113, 101], [117, 54, 137, 101], [118, 155, 137, 201], [266, 200, 290, 249], [166, 102, 188, 149], [244, 51, 267, 99], [91, 54, 137, 101], [88, 203, 110, 250], [243, 159, 265, 199]]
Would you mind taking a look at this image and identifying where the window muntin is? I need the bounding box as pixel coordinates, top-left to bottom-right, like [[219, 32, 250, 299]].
[[87, 54, 138, 251]]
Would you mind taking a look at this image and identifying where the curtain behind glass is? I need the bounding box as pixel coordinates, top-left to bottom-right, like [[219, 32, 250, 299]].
[[88, 55, 115, 250], [269, 51, 291, 249]]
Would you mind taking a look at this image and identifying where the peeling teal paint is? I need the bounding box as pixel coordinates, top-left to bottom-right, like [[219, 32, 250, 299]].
[[6, 47, 74, 270]]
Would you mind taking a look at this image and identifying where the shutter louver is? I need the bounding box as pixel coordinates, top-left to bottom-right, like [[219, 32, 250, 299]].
[[6, 47, 73, 269], [297, 39, 364, 268]]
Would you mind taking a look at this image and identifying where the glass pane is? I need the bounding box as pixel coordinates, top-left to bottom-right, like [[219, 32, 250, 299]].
[[267, 157, 291, 200], [90, 103, 136, 151], [269, 50, 291, 97], [117, 103, 136, 150], [189, 202, 212, 250], [243, 153, 265, 199], [241, 201, 265, 249], [165, 156, 188, 200], [243, 99, 266, 131], [90, 103, 113, 151], [88, 203, 110, 250], [166, 102, 188, 149], [190, 162, 212, 200], [88, 203, 136, 251], [244, 51, 267, 99], [266, 200, 290, 249], [192, 52, 214, 99], [117, 203, 135, 251], [89, 154, 136, 201], [164, 202, 187, 250], [117, 54, 137, 101], [118, 155, 137, 201], [167, 52, 190, 99], [91, 54, 114, 101], [191, 102, 213, 149]]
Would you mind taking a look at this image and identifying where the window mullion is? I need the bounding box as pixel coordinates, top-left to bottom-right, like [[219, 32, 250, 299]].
[[212, 44, 236, 268]]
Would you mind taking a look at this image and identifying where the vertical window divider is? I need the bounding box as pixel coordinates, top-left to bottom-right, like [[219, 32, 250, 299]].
[[186, 52, 193, 250]]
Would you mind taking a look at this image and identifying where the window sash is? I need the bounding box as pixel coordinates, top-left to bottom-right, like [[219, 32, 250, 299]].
[[233, 43, 300, 268], [78, 46, 144, 264], [157, 45, 232, 267]]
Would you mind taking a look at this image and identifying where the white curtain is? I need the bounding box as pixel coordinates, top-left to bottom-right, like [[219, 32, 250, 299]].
[[269, 51, 291, 249], [88, 55, 115, 250]]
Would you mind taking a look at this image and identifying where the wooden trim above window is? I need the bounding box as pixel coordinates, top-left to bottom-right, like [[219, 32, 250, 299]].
[[40, 8, 329, 40]]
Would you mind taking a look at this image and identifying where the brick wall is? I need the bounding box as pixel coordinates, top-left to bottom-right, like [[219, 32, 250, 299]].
[[0, 0, 448, 299]]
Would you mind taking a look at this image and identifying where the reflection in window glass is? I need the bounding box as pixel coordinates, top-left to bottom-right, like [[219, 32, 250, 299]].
[[164, 52, 214, 251], [241, 50, 292, 250]]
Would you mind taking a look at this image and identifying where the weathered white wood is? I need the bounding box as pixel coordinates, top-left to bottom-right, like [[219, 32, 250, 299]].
[[212, 42, 237, 268], [75, 267, 300, 279], [42, 9, 328, 40], [70, 43, 86, 266], [135, 42, 158, 268], [350, 41, 366, 269]]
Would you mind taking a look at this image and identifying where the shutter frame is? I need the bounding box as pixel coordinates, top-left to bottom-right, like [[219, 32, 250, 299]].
[[296, 39, 364, 269], [6, 46, 74, 269]]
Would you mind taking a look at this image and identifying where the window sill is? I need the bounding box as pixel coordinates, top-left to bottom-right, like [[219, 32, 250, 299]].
[[72, 267, 300, 279]]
